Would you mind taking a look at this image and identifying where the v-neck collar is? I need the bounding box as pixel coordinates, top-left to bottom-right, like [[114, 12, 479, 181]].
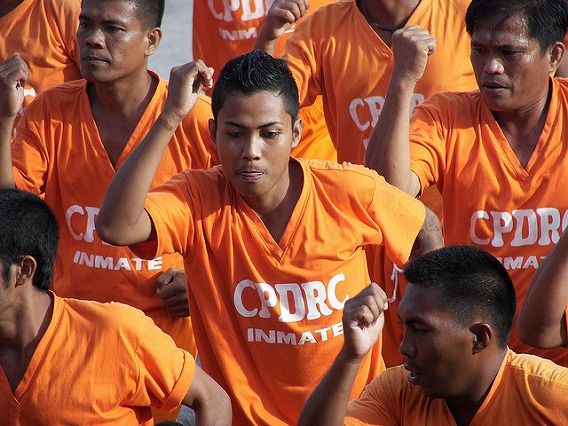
[[353, 0, 431, 54], [81, 71, 166, 173], [234, 158, 310, 261], [480, 78, 559, 179], [0, 292, 62, 402]]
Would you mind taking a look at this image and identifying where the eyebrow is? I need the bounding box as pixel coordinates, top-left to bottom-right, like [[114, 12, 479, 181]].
[[223, 120, 286, 128], [79, 15, 129, 26]]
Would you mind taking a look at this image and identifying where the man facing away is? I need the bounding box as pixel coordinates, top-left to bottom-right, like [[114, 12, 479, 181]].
[[0, 188, 231, 425], [94, 50, 438, 425], [299, 246, 568, 426], [366, 0, 568, 366]]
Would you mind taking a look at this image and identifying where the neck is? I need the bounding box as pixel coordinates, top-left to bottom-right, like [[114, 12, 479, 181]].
[[492, 84, 552, 144], [361, 0, 421, 30], [0, 0, 24, 18], [0, 289, 52, 356], [89, 69, 155, 120], [446, 348, 508, 426]]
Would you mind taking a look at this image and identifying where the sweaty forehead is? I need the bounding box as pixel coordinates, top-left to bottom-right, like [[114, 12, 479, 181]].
[[471, 14, 532, 47]]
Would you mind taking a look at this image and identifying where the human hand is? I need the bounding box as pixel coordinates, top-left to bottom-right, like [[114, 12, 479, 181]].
[[391, 26, 436, 86], [261, 0, 308, 41], [163, 60, 214, 123], [0, 54, 29, 120], [156, 268, 190, 317], [342, 283, 388, 360]]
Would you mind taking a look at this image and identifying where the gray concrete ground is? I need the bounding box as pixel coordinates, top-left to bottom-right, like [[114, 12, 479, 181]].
[[149, 0, 194, 79]]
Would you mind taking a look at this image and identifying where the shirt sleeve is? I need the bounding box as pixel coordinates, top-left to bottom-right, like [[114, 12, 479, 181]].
[[128, 308, 196, 411], [367, 174, 426, 267], [409, 95, 450, 195], [60, 0, 82, 74], [130, 172, 196, 260], [11, 102, 51, 195], [283, 13, 324, 108], [344, 369, 402, 426]]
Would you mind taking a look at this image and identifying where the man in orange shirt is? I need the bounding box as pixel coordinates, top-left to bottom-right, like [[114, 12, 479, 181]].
[[193, 0, 338, 162], [0, 0, 82, 108], [367, 0, 568, 366], [0, 0, 217, 420], [519, 227, 568, 349], [94, 50, 433, 425], [0, 188, 231, 425], [257, 0, 468, 366], [299, 246, 568, 426]]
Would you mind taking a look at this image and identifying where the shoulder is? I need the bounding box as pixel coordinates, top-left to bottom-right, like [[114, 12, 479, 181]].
[[294, 1, 354, 33], [506, 352, 568, 389], [305, 159, 383, 189], [413, 90, 482, 125], [25, 80, 86, 115]]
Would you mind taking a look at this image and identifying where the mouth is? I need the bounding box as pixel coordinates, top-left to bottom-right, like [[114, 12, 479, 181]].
[[81, 55, 109, 64], [237, 169, 264, 183], [481, 81, 508, 92], [404, 361, 421, 385]]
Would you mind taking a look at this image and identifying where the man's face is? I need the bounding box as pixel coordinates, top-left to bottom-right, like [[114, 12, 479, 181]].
[[210, 90, 301, 208], [470, 14, 555, 113], [398, 283, 476, 399], [77, 0, 153, 83]]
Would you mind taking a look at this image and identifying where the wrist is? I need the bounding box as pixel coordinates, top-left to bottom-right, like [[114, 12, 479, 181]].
[[159, 109, 184, 132], [389, 74, 419, 95], [338, 346, 367, 366]]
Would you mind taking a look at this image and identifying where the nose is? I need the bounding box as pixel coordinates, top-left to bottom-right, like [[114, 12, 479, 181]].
[[79, 26, 105, 49], [483, 56, 504, 75], [241, 136, 261, 161], [399, 331, 417, 359]]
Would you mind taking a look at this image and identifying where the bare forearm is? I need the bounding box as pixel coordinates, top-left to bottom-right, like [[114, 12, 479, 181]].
[[519, 232, 568, 348], [96, 112, 181, 245], [255, 26, 278, 55], [0, 118, 16, 189], [365, 77, 420, 196], [298, 350, 362, 426]]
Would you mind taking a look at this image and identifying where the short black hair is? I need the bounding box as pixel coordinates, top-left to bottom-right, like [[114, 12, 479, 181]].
[[403, 246, 516, 347], [130, 0, 165, 28], [465, 0, 568, 52], [0, 189, 59, 291], [211, 50, 300, 123]]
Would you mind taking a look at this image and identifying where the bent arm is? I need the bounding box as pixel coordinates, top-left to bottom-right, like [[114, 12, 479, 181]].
[[365, 27, 436, 197], [519, 231, 568, 348], [96, 61, 213, 247], [183, 367, 232, 425]]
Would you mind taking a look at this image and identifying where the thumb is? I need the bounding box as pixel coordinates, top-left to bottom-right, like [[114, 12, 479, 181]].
[[156, 268, 180, 289]]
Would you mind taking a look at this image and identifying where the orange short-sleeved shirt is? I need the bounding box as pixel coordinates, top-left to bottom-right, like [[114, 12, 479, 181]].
[[11, 75, 217, 353], [344, 350, 568, 425], [409, 78, 568, 366], [284, 0, 476, 366], [0, 0, 82, 105], [0, 294, 195, 425], [134, 159, 425, 425], [192, 0, 337, 162]]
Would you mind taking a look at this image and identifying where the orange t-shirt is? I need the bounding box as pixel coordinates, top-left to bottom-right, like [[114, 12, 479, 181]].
[[284, 0, 477, 366], [0, 0, 82, 105], [0, 294, 195, 426], [192, 0, 337, 162], [409, 78, 568, 366], [134, 159, 425, 425], [11, 74, 217, 355], [344, 349, 568, 425]]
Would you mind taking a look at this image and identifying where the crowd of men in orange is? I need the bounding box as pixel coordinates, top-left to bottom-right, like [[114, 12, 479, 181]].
[[1, 0, 568, 425]]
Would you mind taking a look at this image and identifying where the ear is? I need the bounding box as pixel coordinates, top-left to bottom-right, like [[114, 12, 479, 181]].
[[470, 322, 493, 354], [208, 118, 217, 145], [291, 117, 302, 149], [15, 255, 37, 288], [548, 41, 565, 73], [144, 27, 162, 57]]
